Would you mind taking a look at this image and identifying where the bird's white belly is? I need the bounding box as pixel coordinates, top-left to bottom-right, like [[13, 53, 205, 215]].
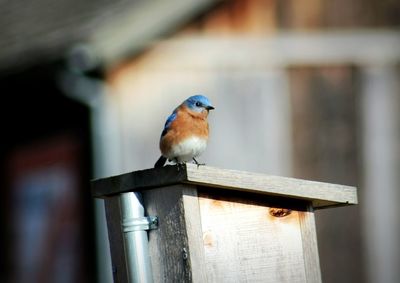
[[167, 136, 207, 162]]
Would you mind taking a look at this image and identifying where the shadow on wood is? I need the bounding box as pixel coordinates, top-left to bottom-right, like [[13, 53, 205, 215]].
[[91, 164, 357, 283]]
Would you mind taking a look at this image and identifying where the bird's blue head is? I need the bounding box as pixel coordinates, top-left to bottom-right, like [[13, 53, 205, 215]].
[[184, 95, 215, 113]]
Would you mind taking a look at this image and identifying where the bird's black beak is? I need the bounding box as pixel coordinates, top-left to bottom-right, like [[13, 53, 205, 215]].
[[206, 105, 215, 110]]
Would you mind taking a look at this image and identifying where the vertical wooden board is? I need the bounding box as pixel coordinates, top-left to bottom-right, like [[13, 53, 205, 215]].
[[198, 193, 307, 283], [142, 185, 206, 282], [181, 188, 208, 282], [104, 196, 128, 283], [277, 0, 322, 29], [299, 205, 322, 283], [288, 66, 363, 283]]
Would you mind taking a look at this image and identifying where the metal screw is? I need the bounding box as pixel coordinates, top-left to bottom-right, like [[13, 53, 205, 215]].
[[182, 247, 188, 260]]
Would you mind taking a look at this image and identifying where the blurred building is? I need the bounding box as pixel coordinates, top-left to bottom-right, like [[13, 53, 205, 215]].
[[1, 0, 399, 283]]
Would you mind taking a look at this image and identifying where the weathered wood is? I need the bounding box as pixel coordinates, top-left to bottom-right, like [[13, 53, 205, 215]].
[[104, 185, 208, 283], [92, 163, 357, 209], [141, 185, 189, 282], [181, 187, 208, 282], [141, 184, 207, 282], [94, 168, 358, 283], [185, 164, 357, 208], [198, 189, 308, 283], [289, 66, 363, 283], [92, 165, 187, 198], [299, 205, 322, 283], [141, 185, 323, 283]]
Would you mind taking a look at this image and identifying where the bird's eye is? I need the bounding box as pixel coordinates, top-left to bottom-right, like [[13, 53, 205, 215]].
[[195, 102, 202, 107]]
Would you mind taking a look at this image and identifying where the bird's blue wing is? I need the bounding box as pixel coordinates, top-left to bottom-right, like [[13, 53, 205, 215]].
[[161, 111, 177, 137]]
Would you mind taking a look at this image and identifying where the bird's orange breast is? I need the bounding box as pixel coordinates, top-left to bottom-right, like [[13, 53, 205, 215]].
[[160, 105, 209, 156]]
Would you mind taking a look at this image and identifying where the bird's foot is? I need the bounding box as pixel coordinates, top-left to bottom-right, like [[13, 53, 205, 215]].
[[172, 159, 186, 171], [192, 158, 205, 168]]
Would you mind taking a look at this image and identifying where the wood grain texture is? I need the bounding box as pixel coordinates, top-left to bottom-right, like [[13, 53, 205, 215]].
[[91, 165, 187, 198], [198, 190, 307, 283], [104, 185, 325, 283], [185, 164, 357, 209], [299, 205, 322, 283], [142, 185, 190, 282], [289, 66, 363, 283], [92, 164, 357, 209], [181, 188, 208, 282], [142, 184, 207, 283]]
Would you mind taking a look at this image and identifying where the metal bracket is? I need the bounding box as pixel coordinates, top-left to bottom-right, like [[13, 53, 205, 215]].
[[122, 216, 159, 232]]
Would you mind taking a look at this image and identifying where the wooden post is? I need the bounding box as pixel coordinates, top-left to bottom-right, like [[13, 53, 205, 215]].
[[92, 164, 357, 283]]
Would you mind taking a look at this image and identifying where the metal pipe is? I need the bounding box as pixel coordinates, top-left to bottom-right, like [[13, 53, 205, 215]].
[[59, 47, 154, 283], [58, 68, 116, 283], [119, 192, 153, 283]]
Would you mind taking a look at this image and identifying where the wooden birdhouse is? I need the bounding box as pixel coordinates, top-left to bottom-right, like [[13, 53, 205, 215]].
[[91, 164, 357, 283]]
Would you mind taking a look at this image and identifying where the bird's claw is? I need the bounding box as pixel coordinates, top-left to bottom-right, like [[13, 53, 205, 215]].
[[173, 160, 186, 171], [192, 158, 205, 168]]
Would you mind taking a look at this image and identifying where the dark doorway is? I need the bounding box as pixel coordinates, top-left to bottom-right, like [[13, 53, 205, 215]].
[[0, 62, 96, 283]]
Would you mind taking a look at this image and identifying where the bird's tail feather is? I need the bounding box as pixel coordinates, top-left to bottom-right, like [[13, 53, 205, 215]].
[[154, 156, 167, 168]]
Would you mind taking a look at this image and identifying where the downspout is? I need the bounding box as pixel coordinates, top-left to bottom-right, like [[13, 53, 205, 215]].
[[58, 45, 153, 283]]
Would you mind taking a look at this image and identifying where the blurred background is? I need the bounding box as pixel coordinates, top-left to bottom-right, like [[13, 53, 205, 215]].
[[1, 0, 399, 282]]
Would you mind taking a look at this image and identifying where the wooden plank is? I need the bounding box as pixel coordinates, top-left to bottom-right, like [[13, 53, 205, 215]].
[[103, 185, 325, 282], [142, 184, 207, 282], [92, 164, 357, 209], [120, 32, 400, 70], [299, 205, 322, 283], [198, 189, 307, 282], [361, 66, 400, 283], [181, 188, 208, 282], [289, 66, 363, 283], [278, 0, 322, 29], [185, 164, 357, 208], [91, 165, 187, 198], [141, 185, 189, 282]]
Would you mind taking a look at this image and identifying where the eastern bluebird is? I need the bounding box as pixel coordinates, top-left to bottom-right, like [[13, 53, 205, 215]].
[[154, 95, 215, 168]]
